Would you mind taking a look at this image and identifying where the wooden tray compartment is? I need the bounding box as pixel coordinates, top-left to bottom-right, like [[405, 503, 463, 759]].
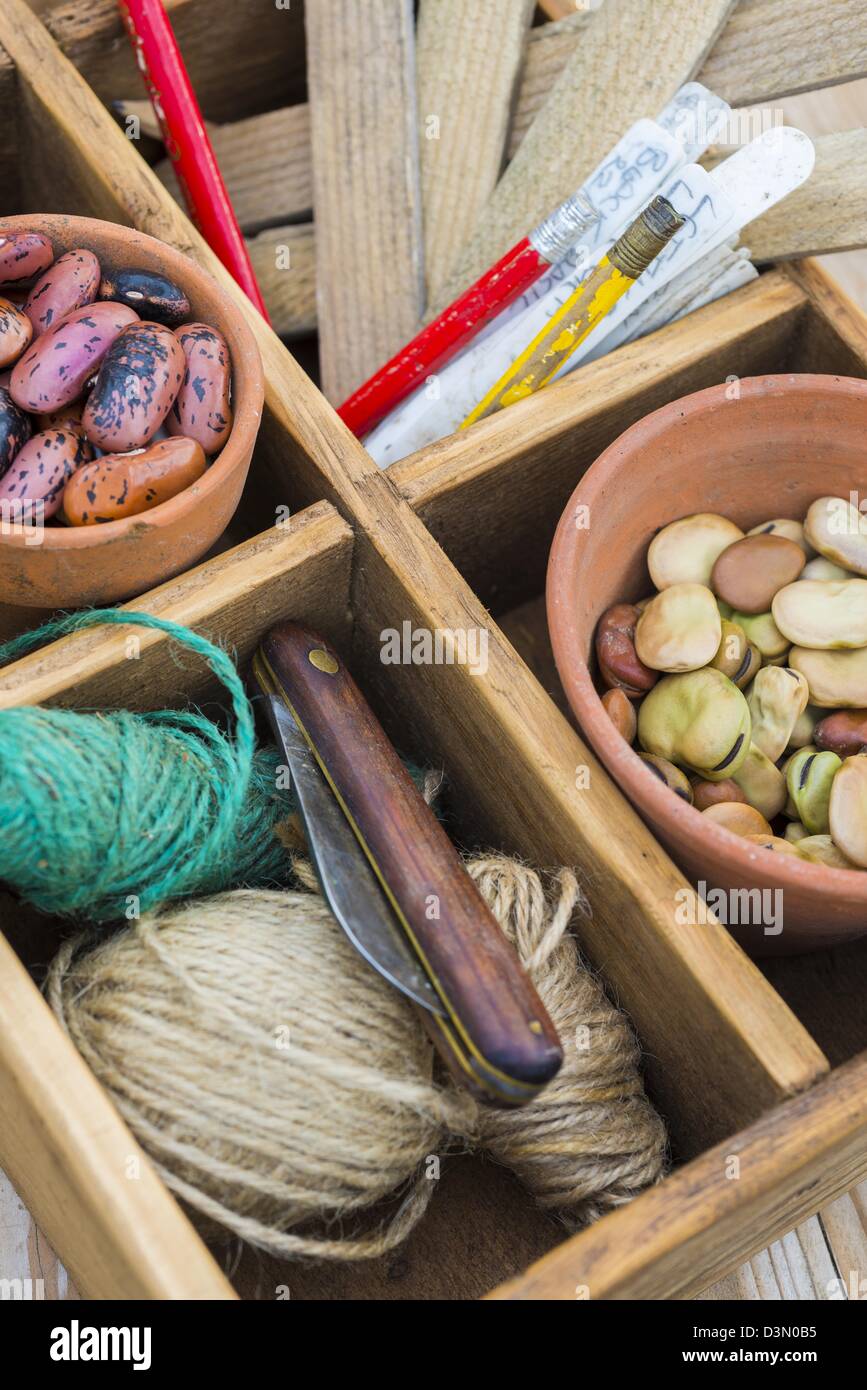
[[0, 0, 864, 1301]]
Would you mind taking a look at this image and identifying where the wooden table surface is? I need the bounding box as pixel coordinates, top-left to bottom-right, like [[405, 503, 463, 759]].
[[1, 9, 865, 1304]]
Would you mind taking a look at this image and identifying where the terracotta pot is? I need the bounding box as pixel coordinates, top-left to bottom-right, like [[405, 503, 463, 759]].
[[0, 215, 264, 607], [547, 374, 867, 956]]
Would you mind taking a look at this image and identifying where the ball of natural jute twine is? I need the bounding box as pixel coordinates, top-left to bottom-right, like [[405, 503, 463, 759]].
[[46, 854, 666, 1261], [464, 856, 667, 1226]]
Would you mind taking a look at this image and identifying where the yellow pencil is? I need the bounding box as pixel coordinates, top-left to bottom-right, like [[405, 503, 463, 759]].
[[461, 195, 684, 429]]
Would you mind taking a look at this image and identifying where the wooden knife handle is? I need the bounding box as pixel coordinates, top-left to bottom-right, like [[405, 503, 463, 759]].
[[258, 621, 563, 1104]]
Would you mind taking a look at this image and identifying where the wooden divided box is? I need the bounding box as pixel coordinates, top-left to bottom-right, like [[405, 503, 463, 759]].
[[1, 0, 867, 1299]]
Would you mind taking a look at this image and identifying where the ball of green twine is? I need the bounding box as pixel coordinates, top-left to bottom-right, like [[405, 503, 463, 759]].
[[0, 609, 296, 921]]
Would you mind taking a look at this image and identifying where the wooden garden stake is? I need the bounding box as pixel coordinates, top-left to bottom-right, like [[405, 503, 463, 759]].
[[305, 0, 424, 402], [416, 0, 535, 306]]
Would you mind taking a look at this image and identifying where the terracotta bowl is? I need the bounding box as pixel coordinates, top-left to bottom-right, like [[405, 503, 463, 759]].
[[547, 373, 867, 956], [0, 215, 264, 608]]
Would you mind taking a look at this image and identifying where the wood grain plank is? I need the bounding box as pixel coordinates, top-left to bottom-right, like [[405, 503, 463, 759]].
[[746, 129, 867, 263], [416, 0, 534, 305], [246, 223, 316, 340], [437, 0, 735, 311], [698, 1218, 839, 1299], [0, 933, 235, 1299], [155, 104, 312, 233], [511, 1, 867, 159], [785, 257, 867, 377], [820, 1184, 867, 1298], [305, 0, 424, 401], [488, 1049, 867, 1300], [701, 0, 867, 107]]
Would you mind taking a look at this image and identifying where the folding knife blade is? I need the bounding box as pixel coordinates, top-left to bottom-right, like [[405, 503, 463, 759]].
[[262, 693, 446, 1017]]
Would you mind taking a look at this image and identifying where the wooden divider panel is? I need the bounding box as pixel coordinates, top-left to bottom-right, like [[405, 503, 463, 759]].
[[0, 933, 235, 1299]]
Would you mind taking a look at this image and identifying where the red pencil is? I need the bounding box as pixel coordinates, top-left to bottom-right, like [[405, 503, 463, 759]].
[[117, 0, 270, 322], [338, 191, 598, 438]]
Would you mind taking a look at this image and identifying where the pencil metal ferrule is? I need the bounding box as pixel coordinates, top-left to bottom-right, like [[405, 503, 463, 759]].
[[529, 190, 600, 265], [608, 195, 684, 280]]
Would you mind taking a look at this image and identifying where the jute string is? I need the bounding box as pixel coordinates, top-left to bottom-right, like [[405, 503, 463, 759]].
[[46, 850, 667, 1262]]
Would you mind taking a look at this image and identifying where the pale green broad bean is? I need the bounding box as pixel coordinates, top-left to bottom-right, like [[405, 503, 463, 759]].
[[746, 666, 809, 761], [786, 746, 842, 835], [731, 743, 787, 820], [634, 583, 721, 673], [637, 668, 750, 779], [730, 609, 789, 658], [804, 497, 867, 576], [772, 578, 867, 649]]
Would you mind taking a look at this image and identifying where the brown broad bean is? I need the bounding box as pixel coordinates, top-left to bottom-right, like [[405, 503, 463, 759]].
[[595, 603, 657, 696], [701, 802, 773, 838], [814, 709, 867, 758], [691, 778, 748, 811], [601, 687, 637, 743], [711, 534, 805, 614]]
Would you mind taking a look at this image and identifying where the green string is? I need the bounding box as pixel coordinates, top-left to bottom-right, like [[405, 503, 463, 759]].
[[0, 609, 295, 921]]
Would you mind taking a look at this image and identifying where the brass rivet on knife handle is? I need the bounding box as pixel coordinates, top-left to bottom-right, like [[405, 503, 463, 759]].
[[256, 621, 564, 1105], [608, 194, 684, 280], [309, 648, 339, 675]]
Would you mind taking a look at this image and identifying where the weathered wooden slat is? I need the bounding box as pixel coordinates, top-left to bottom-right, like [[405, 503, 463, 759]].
[[305, 0, 424, 402], [246, 223, 316, 340], [416, 0, 534, 305], [155, 104, 312, 233], [746, 129, 867, 263], [511, 0, 867, 159], [437, 0, 735, 311], [702, 0, 867, 107], [698, 1218, 839, 1300], [820, 1183, 867, 1298], [0, 1170, 80, 1301]]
